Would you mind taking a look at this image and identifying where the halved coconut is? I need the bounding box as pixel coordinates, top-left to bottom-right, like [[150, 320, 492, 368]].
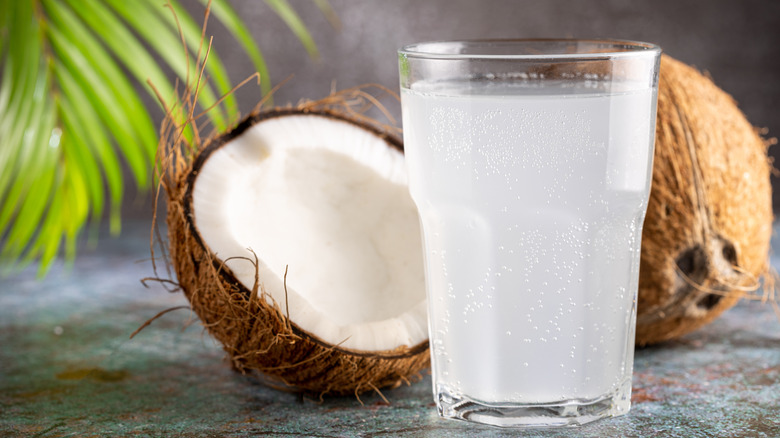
[[167, 108, 429, 395]]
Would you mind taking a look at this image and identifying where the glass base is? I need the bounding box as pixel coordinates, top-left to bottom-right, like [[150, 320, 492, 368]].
[[436, 382, 631, 428]]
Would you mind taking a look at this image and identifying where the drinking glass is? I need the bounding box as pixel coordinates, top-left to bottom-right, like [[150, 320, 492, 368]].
[[398, 39, 661, 427]]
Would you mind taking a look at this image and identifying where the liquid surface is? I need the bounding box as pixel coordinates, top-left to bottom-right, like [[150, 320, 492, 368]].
[[401, 80, 656, 403]]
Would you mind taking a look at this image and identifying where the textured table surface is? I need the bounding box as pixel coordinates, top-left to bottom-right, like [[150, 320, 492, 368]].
[[1, 220, 779, 437]]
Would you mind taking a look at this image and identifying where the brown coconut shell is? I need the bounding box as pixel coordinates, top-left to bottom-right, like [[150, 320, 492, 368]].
[[163, 103, 429, 396], [635, 55, 774, 345]]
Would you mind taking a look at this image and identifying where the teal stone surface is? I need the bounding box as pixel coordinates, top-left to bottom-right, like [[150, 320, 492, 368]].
[[1, 220, 779, 437]]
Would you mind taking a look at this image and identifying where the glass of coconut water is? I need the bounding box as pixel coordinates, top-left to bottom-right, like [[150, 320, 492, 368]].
[[398, 39, 661, 427]]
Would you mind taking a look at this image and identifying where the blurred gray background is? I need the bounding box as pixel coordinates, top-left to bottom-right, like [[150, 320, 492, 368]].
[[131, 0, 780, 213]]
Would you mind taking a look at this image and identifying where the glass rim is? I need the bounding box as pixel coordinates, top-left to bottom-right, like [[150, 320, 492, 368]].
[[398, 38, 661, 60]]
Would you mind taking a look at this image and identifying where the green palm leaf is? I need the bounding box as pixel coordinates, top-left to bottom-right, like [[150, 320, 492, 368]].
[[0, 0, 331, 276], [265, 0, 319, 59]]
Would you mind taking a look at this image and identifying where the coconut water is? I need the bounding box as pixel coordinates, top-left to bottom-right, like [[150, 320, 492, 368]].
[[401, 80, 656, 405]]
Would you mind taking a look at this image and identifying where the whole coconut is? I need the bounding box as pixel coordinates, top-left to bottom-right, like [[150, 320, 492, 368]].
[[636, 55, 774, 345]]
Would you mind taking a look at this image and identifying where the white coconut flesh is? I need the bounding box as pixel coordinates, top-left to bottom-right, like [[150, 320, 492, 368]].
[[191, 113, 428, 352]]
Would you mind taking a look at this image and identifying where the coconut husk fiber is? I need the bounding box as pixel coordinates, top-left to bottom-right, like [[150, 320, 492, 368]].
[[156, 88, 429, 397], [635, 55, 775, 345]]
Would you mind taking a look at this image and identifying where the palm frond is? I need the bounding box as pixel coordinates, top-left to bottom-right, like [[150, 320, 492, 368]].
[[102, 0, 229, 130], [149, 0, 239, 118], [201, 0, 273, 100], [313, 0, 342, 31], [0, 0, 329, 276], [265, 0, 319, 59], [45, 7, 154, 188]]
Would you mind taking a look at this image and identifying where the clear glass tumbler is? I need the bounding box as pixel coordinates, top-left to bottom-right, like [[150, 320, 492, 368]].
[[399, 39, 661, 427]]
